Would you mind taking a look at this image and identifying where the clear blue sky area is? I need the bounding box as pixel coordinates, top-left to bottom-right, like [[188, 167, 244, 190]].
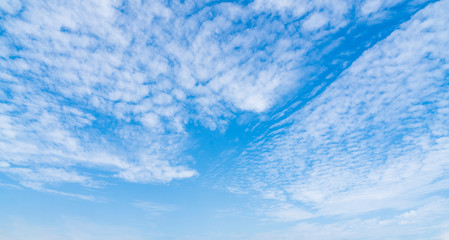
[[1, 0, 449, 239]]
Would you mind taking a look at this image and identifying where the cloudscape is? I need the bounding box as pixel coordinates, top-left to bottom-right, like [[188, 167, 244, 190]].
[[1, 0, 449, 239]]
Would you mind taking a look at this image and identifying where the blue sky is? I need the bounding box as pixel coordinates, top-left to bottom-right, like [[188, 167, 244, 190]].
[[1, 0, 449, 239]]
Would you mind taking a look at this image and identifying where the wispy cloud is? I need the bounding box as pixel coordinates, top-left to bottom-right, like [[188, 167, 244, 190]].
[[133, 200, 176, 216], [232, 0, 449, 236]]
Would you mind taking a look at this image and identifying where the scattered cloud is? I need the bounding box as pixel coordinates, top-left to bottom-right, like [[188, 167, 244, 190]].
[[1, 0, 415, 193], [1, 0, 447, 238], [234, 0, 449, 230]]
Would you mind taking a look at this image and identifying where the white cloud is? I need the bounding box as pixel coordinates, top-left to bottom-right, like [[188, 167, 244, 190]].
[[117, 159, 198, 183], [233, 0, 449, 228], [0, 0, 199, 192], [245, 198, 449, 239], [0, 0, 22, 15], [302, 12, 329, 31], [441, 231, 449, 240], [0, 0, 321, 192], [265, 203, 314, 222], [252, 0, 350, 29], [141, 112, 162, 129], [0, 162, 10, 168], [360, 0, 404, 17], [361, 0, 383, 15]]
